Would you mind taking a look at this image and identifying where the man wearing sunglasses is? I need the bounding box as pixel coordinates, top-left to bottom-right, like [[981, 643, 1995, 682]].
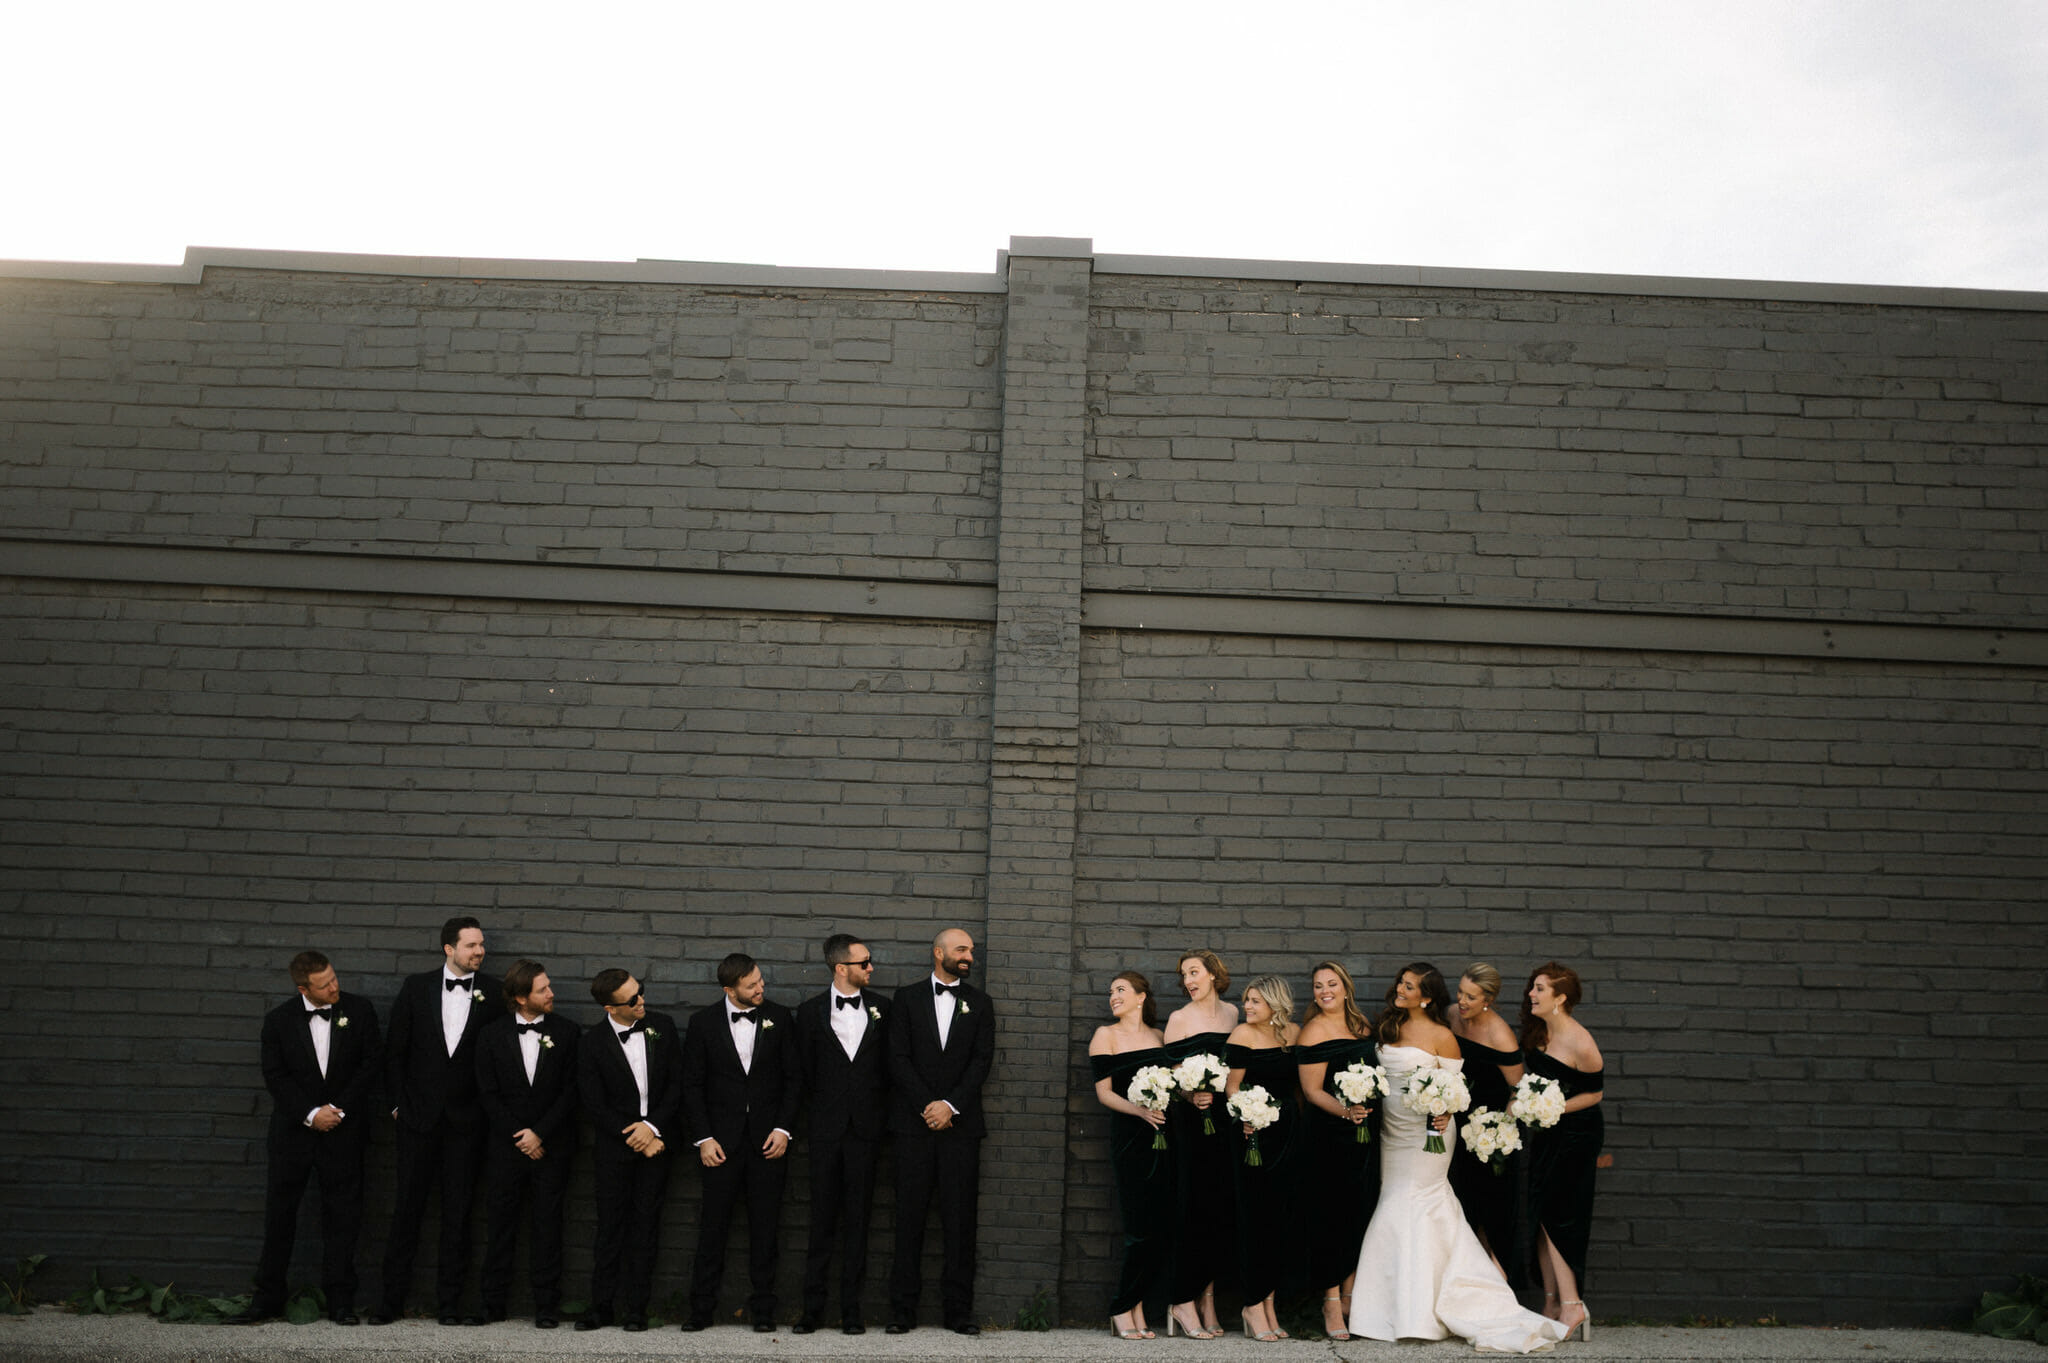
[[575, 969, 680, 1333], [791, 934, 891, 1334]]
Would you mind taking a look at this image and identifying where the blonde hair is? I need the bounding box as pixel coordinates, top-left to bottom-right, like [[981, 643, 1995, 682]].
[[1461, 962, 1504, 1004], [1242, 973, 1294, 1044]]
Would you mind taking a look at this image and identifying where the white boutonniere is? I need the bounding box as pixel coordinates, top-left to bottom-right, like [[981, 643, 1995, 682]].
[[471, 988, 485, 1003], [643, 1027, 660, 1040], [958, 1000, 971, 1016], [539, 1034, 555, 1050], [761, 1018, 775, 1031], [868, 1006, 881, 1021], [336, 1015, 350, 1029]]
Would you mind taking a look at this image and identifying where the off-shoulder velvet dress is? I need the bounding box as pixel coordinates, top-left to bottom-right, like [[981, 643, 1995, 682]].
[[1227, 1041, 1303, 1308], [1450, 1032, 1531, 1288], [1296, 1034, 1379, 1293], [1524, 1049, 1604, 1288], [1092, 1046, 1177, 1317], [1163, 1030, 1236, 1307]]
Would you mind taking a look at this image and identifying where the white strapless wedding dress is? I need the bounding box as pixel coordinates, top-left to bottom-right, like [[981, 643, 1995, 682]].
[[1350, 1046, 1568, 1353]]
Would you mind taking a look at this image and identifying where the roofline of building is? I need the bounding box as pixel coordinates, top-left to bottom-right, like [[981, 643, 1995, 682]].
[[2, 238, 2044, 311]]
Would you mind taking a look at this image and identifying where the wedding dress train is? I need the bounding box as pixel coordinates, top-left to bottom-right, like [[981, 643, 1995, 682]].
[[1349, 1046, 1568, 1354]]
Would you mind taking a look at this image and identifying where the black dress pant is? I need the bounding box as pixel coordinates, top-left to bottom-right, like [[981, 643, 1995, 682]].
[[802, 1133, 879, 1324], [888, 1129, 980, 1327], [689, 1145, 788, 1320], [382, 1116, 485, 1314], [254, 1125, 365, 1313], [589, 1145, 671, 1321], [479, 1143, 573, 1316]]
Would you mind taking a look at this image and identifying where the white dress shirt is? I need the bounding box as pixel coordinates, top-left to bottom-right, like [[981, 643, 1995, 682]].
[[828, 985, 867, 1061], [728, 1005, 759, 1073], [516, 1015, 544, 1084], [932, 973, 960, 1050], [303, 998, 337, 1127], [441, 966, 476, 1055], [614, 1026, 659, 1136]]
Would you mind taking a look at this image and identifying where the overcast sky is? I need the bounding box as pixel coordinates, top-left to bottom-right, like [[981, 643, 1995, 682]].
[[9, 1, 2046, 290]]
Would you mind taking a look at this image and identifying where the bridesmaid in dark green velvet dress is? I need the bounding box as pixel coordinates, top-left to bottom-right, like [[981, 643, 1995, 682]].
[[1521, 961, 1605, 1343], [1450, 962, 1529, 1288], [1295, 962, 1379, 1341], [1090, 970, 1174, 1341], [1161, 949, 1236, 1339], [1226, 973, 1303, 1343]]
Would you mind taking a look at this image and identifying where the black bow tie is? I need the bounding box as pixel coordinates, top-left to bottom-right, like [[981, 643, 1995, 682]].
[[516, 1020, 545, 1034], [615, 1022, 644, 1042], [835, 994, 862, 1010], [445, 976, 473, 992], [307, 1006, 334, 1021], [934, 982, 958, 997], [731, 1011, 757, 1025]]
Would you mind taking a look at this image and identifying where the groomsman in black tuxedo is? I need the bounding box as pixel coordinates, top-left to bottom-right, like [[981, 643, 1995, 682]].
[[678, 951, 801, 1332], [474, 960, 579, 1328], [373, 915, 500, 1325], [232, 950, 383, 1325], [576, 968, 680, 1333], [792, 933, 889, 1335], [886, 927, 995, 1335]]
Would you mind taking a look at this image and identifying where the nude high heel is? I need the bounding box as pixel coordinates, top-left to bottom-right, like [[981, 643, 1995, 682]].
[[1322, 1293, 1351, 1342], [1562, 1300, 1590, 1341], [1241, 1311, 1278, 1343], [1168, 1305, 1216, 1340], [1112, 1314, 1146, 1341]]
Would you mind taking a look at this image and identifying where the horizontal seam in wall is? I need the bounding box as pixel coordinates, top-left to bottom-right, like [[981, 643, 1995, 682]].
[[1081, 591, 2046, 668]]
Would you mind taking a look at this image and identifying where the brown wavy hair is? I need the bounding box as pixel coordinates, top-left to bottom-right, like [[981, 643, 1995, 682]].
[[1372, 962, 1451, 1044], [1309, 961, 1371, 1039], [1519, 961, 1583, 1052], [1177, 948, 1231, 999], [1113, 970, 1159, 1029]]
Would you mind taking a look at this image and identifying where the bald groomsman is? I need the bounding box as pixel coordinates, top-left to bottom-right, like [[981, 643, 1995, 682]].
[[230, 951, 383, 1326], [373, 915, 500, 1325], [886, 927, 995, 1335]]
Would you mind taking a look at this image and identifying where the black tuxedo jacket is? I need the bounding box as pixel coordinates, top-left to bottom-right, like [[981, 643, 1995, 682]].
[[577, 1011, 683, 1155], [261, 991, 383, 1145], [384, 968, 502, 1131], [794, 988, 890, 1142], [887, 978, 994, 1139], [680, 998, 801, 1151], [474, 1012, 581, 1151]]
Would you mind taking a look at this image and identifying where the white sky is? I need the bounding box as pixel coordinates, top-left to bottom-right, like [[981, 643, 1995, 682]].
[[8, 0, 2047, 290]]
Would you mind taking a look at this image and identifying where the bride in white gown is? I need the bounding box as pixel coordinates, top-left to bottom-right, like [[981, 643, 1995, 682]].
[[1350, 963, 1568, 1354]]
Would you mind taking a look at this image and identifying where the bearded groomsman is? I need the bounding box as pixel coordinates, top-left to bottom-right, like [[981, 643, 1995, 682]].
[[475, 960, 579, 1328], [792, 933, 889, 1335], [886, 927, 994, 1336], [373, 916, 499, 1325], [577, 968, 680, 1333], [229, 951, 383, 1326], [679, 952, 802, 1332]]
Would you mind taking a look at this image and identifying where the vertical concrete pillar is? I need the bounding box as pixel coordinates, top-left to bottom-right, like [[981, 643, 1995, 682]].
[[978, 237, 1092, 1320]]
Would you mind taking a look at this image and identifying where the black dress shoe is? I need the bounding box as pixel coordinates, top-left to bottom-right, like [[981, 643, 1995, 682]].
[[365, 1311, 394, 1326], [678, 1316, 711, 1332], [792, 1317, 818, 1334], [575, 1310, 610, 1332], [843, 1322, 867, 1335], [951, 1321, 981, 1336], [439, 1314, 461, 1326], [535, 1314, 559, 1329], [623, 1317, 648, 1332], [886, 1321, 913, 1334], [329, 1309, 359, 1325]]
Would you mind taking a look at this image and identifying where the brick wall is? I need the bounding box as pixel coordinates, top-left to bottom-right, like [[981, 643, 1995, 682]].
[[2, 242, 2043, 1326]]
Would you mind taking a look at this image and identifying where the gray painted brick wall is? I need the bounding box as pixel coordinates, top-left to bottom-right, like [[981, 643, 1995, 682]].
[[2, 246, 2043, 1327]]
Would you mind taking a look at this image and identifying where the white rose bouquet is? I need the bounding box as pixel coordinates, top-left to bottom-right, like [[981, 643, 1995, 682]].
[[1400, 1065, 1471, 1154], [1226, 1085, 1281, 1167], [1331, 1060, 1389, 1144], [1127, 1065, 1178, 1150], [1459, 1106, 1523, 1173], [1509, 1073, 1566, 1129], [1173, 1052, 1228, 1135]]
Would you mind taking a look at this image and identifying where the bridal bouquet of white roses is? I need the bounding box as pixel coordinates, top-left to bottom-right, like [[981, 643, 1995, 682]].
[[1127, 1065, 1178, 1150], [1331, 1060, 1389, 1144], [1174, 1051, 1228, 1135], [1459, 1107, 1523, 1173], [1509, 1073, 1566, 1129], [1226, 1085, 1281, 1167], [1400, 1066, 1471, 1154]]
